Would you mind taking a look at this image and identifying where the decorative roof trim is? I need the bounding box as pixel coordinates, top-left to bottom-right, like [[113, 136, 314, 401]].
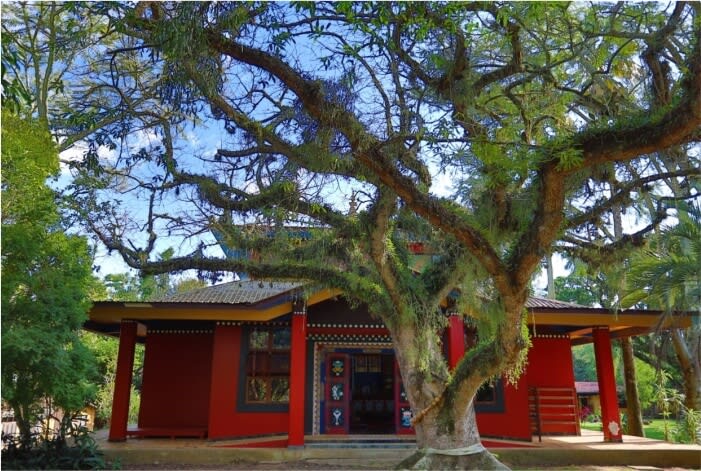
[[149, 329, 213, 335], [215, 321, 290, 327], [309, 333, 392, 343], [308, 323, 385, 329], [532, 333, 570, 339]]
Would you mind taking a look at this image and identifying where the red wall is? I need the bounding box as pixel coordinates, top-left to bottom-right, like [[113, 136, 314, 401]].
[[475, 337, 576, 440], [207, 325, 289, 439], [526, 337, 575, 387], [138, 328, 575, 439], [139, 332, 213, 429], [476, 373, 531, 440], [525, 336, 578, 435]]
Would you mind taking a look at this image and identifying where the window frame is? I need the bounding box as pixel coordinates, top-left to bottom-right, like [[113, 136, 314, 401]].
[[474, 379, 505, 413], [237, 325, 291, 412]]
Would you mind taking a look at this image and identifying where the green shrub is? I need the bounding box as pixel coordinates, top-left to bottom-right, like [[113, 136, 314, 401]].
[[1, 420, 111, 470], [673, 407, 701, 445]]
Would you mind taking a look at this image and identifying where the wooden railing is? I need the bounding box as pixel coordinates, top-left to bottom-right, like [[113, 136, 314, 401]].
[[529, 387, 580, 442]]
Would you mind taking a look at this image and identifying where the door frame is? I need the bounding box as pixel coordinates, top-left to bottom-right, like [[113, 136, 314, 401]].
[[312, 341, 396, 435]]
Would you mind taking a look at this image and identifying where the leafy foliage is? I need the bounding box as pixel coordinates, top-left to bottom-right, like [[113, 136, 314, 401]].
[[623, 203, 701, 313], [622, 203, 701, 410], [1, 422, 110, 470], [1, 113, 97, 441]]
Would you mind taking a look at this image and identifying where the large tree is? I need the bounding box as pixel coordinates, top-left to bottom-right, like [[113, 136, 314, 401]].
[[1, 113, 97, 442], [59, 2, 701, 468], [1, 3, 128, 442]]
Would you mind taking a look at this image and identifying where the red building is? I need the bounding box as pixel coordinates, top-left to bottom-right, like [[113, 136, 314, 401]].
[[86, 281, 691, 445]]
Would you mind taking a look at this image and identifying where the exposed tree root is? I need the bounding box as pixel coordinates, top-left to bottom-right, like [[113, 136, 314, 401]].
[[396, 448, 510, 470]]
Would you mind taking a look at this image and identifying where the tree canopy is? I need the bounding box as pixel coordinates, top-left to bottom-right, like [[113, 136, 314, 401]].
[[1, 113, 96, 440]]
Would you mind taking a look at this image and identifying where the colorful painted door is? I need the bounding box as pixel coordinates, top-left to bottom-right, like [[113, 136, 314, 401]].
[[394, 362, 414, 434], [325, 353, 350, 434]]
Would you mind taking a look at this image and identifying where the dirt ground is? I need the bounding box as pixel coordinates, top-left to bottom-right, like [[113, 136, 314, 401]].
[[118, 463, 695, 470]]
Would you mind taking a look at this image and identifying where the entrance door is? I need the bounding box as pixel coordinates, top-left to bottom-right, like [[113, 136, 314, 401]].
[[324, 353, 350, 434], [349, 354, 395, 434]]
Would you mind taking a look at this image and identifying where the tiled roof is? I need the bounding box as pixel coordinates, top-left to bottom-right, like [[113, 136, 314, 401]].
[[525, 296, 589, 310], [154, 282, 591, 311], [154, 280, 306, 305]]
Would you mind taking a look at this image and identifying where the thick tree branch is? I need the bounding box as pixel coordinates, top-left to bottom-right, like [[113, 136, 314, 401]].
[[206, 30, 510, 287], [570, 19, 701, 171]]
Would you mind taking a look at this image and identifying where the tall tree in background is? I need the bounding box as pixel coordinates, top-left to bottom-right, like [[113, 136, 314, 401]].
[[0, 2, 121, 146], [1, 5, 144, 441], [32, 2, 700, 468], [1, 113, 97, 441], [623, 203, 701, 412]]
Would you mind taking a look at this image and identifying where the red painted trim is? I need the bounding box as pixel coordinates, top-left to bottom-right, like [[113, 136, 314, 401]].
[[447, 314, 465, 369], [593, 327, 622, 442], [324, 353, 351, 434], [109, 321, 137, 441], [288, 312, 307, 446]]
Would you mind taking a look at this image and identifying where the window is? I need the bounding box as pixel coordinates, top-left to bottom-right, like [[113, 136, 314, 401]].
[[476, 382, 497, 404], [475, 379, 504, 413], [245, 328, 290, 404]]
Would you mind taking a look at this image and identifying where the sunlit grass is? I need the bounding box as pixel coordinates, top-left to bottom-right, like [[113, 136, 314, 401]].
[[580, 419, 671, 441]]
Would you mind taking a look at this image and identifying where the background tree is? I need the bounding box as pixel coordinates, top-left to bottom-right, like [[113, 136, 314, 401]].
[[0, 2, 121, 144], [49, 3, 701, 468], [623, 203, 701, 412], [1, 113, 97, 442]]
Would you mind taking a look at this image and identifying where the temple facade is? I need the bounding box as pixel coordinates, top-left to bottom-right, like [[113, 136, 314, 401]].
[[86, 280, 688, 446]]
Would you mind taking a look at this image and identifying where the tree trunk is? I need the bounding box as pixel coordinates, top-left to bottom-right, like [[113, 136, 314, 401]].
[[12, 402, 33, 445], [612, 203, 644, 435], [620, 337, 644, 436], [671, 328, 701, 411], [389, 319, 516, 469], [398, 404, 508, 470], [546, 254, 556, 300]]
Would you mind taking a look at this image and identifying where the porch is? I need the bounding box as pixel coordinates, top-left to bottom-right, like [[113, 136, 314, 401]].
[[96, 429, 701, 469]]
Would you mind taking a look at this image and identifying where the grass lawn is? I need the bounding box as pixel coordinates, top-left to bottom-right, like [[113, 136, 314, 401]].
[[581, 419, 672, 441]]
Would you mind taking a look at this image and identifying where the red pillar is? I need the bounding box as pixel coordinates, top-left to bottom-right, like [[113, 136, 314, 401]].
[[288, 300, 307, 447], [109, 321, 138, 441], [447, 311, 465, 369], [593, 326, 622, 442]]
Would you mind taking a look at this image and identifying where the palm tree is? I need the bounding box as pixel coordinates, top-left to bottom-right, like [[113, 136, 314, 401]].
[[623, 202, 701, 412]]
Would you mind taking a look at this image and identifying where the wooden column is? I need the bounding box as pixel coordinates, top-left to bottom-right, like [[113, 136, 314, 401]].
[[288, 299, 307, 448], [109, 321, 138, 441], [593, 326, 623, 442], [447, 311, 465, 369]]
